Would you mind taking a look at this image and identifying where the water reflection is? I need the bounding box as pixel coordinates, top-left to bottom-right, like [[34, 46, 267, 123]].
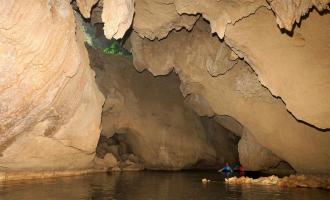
[[0, 171, 329, 200]]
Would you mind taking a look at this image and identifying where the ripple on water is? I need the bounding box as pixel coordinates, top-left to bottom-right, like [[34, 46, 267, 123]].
[[0, 171, 329, 200]]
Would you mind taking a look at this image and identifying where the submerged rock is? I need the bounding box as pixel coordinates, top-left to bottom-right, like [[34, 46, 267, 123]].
[[225, 175, 330, 190], [94, 153, 118, 171], [226, 175, 280, 185], [278, 175, 330, 190]]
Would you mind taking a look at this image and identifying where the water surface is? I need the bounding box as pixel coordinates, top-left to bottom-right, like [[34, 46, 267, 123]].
[[0, 171, 329, 200]]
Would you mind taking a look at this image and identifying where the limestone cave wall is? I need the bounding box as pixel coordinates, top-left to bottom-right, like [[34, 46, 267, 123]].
[[0, 0, 329, 177], [89, 47, 239, 171], [0, 0, 104, 175], [130, 18, 330, 174], [77, 0, 330, 128]]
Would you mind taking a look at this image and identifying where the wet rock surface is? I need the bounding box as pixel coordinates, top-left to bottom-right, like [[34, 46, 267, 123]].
[[226, 175, 330, 190]]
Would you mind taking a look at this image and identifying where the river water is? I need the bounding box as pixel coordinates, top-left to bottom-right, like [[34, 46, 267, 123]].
[[0, 171, 329, 200]]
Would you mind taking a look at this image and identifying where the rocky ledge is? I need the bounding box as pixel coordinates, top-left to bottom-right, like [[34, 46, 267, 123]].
[[225, 175, 330, 190]]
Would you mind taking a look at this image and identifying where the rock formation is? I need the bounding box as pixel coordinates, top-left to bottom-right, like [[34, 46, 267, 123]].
[[214, 116, 282, 171], [199, 117, 239, 167], [76, 0, 99, 18], [133, 0, 199, 40], [89, 47, 239, 170], [130, 19, 330, 174], [74, 0, 330, 135], [238, 130, 281, 171], [74, 0, 330, 129], [129, 0, 330, 129], [0, 0, 329, 179], [76, 0, 134, 40], [0, 0, 103, 174], [225, 7, 330, 129], [174, 0, 269, 38], [102, 0, 134, 39], [225, 175, 330, 190], [268, 0, 330, 31]]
